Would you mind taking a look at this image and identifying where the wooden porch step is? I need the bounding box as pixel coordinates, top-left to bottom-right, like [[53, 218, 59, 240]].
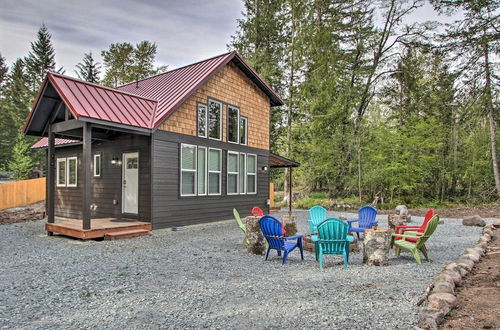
[[104, 229, 150, 240]]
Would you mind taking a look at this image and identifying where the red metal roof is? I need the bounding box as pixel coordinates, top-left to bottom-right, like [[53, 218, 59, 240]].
[[118, 51, 284, 128], [25, 52, 283, 133], [30, 137, 79, 149], [46, 73, 158, 129]]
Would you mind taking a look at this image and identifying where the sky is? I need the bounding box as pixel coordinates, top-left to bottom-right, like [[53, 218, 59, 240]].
[[0, 0, 461, 78]]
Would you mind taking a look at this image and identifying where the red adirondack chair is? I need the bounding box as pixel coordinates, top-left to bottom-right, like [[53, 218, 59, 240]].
[[251, 206, 264, 217], [394, 209, 434, 243]]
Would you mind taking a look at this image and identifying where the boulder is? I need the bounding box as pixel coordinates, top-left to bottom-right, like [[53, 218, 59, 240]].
[[395, 205, 409, 215], [475, 241, 488, 249], [418, 307, 445, 330], [432, 280, 455, 294], [466, 247, 485, 257], [434, 273, 455, 288], [442, 270, 462, 286], [462, 215, 486, 227], [428, 292, 457, 309], [493, 220, 500, 229]]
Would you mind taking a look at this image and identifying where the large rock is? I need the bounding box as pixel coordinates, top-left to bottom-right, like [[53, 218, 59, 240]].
[[428, 292, 457, 310], [418, 307, 445, 330], [462, 215, 486, 227], [395, 205, 409, 215], [432, 280, 455, 294]]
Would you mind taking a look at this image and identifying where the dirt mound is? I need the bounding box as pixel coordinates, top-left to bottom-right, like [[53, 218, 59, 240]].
[[0, 201, 45, 225]]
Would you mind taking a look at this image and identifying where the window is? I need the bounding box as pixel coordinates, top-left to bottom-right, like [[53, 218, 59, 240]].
[[197, 103, 207, 138], [197, 147, 207, 195], [93, 154, 101, 177], [239, 116, 247, 145], [239, 153, 246, 194], [228, 106, 239, 143], [67, 157, 78, 187], [227, 152, 239, 194], [56, 158, 67, 187], [180, 144, 197, 196], [247, 154, 257, 194], [208, 148, 222, 195], [208, 99, 222, 140]]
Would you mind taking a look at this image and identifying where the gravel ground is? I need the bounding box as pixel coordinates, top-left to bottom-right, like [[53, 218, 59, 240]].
[[0, 210, 495, 329]]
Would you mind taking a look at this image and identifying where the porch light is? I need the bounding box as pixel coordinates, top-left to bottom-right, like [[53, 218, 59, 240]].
[[261, 166, 268, 172], [111, 157, 122, 166]]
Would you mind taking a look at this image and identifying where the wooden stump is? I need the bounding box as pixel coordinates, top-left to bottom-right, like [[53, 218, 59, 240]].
[[281, 214, 297, 236], [302, 234, 315, 252], [245, 216, 266, 255], [388, 214, 411, 231], [348, 234, 361, 253], [363, 229, 390, 266]]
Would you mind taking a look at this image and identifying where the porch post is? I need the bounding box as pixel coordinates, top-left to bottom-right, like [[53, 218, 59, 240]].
[[82, 122, 92, 230], [288, 166, 293, 216], [47, 125, 55, 230]]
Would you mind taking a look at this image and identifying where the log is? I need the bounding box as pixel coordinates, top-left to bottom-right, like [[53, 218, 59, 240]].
[[281, 214, 297, 236], [363, 229, 390, 266], [416, 283, 434, 306], [302, 234, 315, 252], [348, 234, 361, 253], [245, 216, 266, 255], [388, 214, 411, 231]]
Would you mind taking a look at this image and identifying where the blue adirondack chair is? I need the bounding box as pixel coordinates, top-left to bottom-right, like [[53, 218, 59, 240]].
[[317, 218, 353, 269], [347, 205, 378, 239], [308, 205, 328, 233], [259, 215, 304, 264]]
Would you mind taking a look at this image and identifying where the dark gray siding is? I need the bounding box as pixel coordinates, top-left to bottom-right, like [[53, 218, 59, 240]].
[[53, 134, 151, 221], [151, 130, 269, 229]]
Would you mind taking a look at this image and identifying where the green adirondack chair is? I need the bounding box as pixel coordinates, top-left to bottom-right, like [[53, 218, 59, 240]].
[[233, 208, 248, 245], [316, 218, 353, 269], [390, 215, 440, 264]]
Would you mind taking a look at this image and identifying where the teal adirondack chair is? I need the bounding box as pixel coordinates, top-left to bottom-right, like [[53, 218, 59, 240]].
[[233, 208, 248, 245], [316, 218, 354, 269], [390, 215, 440, 264], [308, 205, 328, 233]]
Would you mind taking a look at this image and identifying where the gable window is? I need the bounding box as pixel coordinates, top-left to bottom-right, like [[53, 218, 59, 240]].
[[197, 147, 207, 196], [247, 154, 257, 194], [227, 105, 239, 144], [197, 103, 207, 138], [56, 158, 67, 187], [208, 148, 222, 195], [208, 99, 222, 140], [181, 144, 197, 196], [239, 153, 246, 194], [67, 157, 78, 187], [239, 116, 247, 145], [93, 154, 101, 177], [227, 151, 239, 195]]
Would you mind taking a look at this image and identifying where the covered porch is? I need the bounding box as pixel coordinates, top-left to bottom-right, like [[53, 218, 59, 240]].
[[24, 72, 155, 239]]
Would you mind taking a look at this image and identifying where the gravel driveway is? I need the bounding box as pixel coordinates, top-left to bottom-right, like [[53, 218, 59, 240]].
[[0, 210, 492, 329]]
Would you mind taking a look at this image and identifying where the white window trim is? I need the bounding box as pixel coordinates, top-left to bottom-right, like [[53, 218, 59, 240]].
[[197, 146, 207, 196], [66, 156, 78, 188], [240, 116, 248, 145], [208, 147, 222, 195], [93, 154, 101, 177], [197, 103, 208, 138], [180, 144, 197, 197], [208, 99, 222, 141], [227, 151, 239, 195], [227, 105, 240, 144], [56, 158, 67, 187], [247, 153, 257, 195], [239, 153, 246, 195]]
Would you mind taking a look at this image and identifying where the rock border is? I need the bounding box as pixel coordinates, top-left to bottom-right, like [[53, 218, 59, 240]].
[[415, 221, 499, 330]]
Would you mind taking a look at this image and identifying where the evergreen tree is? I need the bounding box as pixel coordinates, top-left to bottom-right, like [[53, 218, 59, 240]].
[[75, 52, 101, 83], [0, 59, 31, 168], [432, 0, 500, 197], [101, 41, 166, 87], [7, 132, 35, 180], [24, 24, 58, 93], [0, 53, 8, 96]]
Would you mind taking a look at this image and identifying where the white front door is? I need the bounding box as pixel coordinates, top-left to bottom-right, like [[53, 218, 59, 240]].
[[122, 152, 139, 214]]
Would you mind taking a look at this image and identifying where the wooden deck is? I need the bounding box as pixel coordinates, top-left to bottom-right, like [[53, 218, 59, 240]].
[[46, 218, 152, 239]]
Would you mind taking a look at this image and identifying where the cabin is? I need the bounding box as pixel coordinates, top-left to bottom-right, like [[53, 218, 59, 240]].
[[25, 51, 298, 239]]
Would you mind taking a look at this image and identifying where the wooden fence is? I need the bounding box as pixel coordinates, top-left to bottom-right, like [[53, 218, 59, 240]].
[[0, 177, 46, 211]]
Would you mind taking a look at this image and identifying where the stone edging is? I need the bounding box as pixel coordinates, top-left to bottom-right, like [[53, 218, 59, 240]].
[[415, 221, 499, 330]]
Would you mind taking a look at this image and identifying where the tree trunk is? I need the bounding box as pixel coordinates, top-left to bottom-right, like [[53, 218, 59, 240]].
[[483, 42, 500, 197]]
